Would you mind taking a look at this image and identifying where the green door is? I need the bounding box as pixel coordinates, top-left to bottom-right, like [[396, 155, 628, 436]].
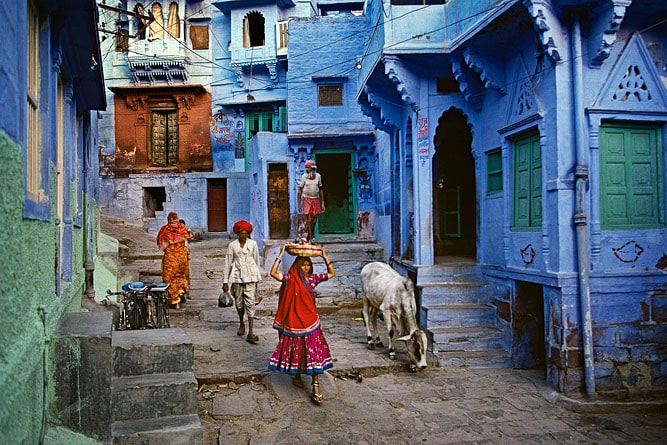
[[316, 152, 355, 236]]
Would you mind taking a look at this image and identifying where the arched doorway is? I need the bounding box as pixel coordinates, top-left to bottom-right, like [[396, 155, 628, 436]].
[[433, 109, 476, 257]]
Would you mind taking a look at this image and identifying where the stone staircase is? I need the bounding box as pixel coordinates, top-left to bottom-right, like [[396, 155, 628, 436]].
[[53, 310, 202, 443], [417, 260, 510, 368], [111, 328, 202, 444]]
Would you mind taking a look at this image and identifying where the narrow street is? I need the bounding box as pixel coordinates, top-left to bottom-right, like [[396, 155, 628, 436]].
[[103, 217, 667, 444]]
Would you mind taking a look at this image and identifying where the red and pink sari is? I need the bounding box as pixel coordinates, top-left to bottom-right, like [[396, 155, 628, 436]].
[[268, 257, 333, 376]]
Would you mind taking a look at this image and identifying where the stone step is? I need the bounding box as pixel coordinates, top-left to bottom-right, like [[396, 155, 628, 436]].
[[429, 326, 505, 353], [111, 372, 198, 421], [421, 303, 496, 328], [111, 414, 202, 444], [435, 349, 511, 368], [416, 262, 483, 286], [420, 282, 489, 305], [112, 329, 194, 377]]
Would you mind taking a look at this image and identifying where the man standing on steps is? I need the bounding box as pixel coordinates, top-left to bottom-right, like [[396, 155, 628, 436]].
[[222, 220, 263, 344], [298, 160, 325, 242]]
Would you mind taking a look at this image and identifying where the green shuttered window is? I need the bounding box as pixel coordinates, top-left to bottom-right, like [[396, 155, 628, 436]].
[[512, 132, 541, 230], [600, 124, 664, 230], [486, 148, 502, 195]]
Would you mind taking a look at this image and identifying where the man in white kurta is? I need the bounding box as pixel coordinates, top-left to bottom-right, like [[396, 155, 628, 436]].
[[223, 220, 263, 344], [298, 160, 326, 241]]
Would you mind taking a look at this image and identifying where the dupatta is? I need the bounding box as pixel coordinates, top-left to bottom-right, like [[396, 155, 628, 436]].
[[272, 257, 320, 336], [157, 221, 191, 251]]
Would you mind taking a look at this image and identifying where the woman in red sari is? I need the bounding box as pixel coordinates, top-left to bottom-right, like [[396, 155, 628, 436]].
[[268, 244, 335, 404], [157, 212, 194, 309]]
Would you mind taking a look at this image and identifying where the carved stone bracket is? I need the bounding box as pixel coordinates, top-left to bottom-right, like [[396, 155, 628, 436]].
[[463, 47, 506, 95], [591, 0, 632, 66], [451, 58, 483, 111], [290, 144, 313, 158], [266, 62, 279, 85], [173, 94, 195, 110], [52, 48, 62, 74], [232, 66, 244, 89], [125, 95, 148, 111], [362, 85, 396, 132], [63, 83, 74, 105], [522, 0, 563, 63], [383, 55, 418, 112]]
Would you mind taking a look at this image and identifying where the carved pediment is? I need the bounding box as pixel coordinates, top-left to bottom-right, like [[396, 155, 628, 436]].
[[506, 58, 541, 124], [592, 33, 667, 112]]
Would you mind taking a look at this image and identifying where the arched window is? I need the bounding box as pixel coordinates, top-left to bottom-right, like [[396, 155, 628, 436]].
[[148, 2, 163, 41], [167, 2, 180, 39], [134, 3, 147, 40], [243, 11, 265, 48]]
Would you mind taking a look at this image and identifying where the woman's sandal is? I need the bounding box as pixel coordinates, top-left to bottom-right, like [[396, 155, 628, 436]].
[[311, 381, 323, 405], [292, 375, 304, 388]]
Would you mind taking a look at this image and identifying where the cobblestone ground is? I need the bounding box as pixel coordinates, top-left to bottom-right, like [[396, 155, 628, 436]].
[[102, 216, 667, 444], [167, 305, 667, 445]]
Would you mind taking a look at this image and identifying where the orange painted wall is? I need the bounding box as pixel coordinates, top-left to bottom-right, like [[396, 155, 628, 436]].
[[114, 89, 212, 176]]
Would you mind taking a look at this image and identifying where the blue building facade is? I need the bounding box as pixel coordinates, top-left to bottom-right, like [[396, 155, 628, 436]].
[[357, 0, 667, 394], [94, 0, 666, 395], [211, 0, 374, 251], [0, 0, 106, 442]]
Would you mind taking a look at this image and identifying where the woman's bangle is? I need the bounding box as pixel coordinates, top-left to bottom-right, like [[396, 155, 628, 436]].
[[275, 258, 282, 263]]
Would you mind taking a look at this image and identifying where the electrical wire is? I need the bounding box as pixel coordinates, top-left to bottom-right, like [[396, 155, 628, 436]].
[[99, 2, 667, 116]]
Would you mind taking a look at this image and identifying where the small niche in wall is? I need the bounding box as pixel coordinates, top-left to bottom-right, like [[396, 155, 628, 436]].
[[143, 187, 166, 218]]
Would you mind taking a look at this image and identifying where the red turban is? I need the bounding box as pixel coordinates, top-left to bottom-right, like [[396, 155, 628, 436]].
[[305, 160, 317, 169], [233, 220, 253, 234]]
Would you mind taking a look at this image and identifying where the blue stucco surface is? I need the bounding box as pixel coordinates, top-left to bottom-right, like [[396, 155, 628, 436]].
[[1, 0, 106, 442], [358, 0, 667, 393]]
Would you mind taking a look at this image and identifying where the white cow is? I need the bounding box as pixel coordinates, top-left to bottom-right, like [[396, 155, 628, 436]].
[[360, 262, 428, 372]]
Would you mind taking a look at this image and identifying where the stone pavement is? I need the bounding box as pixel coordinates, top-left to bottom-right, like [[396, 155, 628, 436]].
[[170, 300, 667, 445], [101, 217, 667, 444]]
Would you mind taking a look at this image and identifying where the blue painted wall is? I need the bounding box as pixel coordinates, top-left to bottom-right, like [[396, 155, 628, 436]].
[[359, 0, 667, 393], [0, 0, 106, 442]]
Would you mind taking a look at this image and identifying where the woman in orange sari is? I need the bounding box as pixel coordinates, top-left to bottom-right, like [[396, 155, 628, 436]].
[[157, 212, 193, 309]]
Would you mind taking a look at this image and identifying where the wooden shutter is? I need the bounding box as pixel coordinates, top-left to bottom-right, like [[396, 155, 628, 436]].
[[530, 137, 542, 227], [513, 132, 541, 229], [601, 125, 662, 229], [486, 148, 502, 194], [278, 106, 287, 132], [276, 21, 288, 56]]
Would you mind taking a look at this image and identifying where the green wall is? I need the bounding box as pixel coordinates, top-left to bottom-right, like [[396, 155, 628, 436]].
[[0, 131, 95, 443]]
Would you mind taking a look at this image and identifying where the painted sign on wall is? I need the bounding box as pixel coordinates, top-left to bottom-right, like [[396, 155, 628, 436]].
[[210, 110, 244, 171], [417, 117, 429, 166]]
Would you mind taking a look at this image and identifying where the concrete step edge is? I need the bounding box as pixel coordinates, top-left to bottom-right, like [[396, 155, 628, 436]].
[[111, 413, 202, 438]]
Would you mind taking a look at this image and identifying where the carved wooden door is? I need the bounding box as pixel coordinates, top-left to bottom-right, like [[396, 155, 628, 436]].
[[268, 163, 289, 238]]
